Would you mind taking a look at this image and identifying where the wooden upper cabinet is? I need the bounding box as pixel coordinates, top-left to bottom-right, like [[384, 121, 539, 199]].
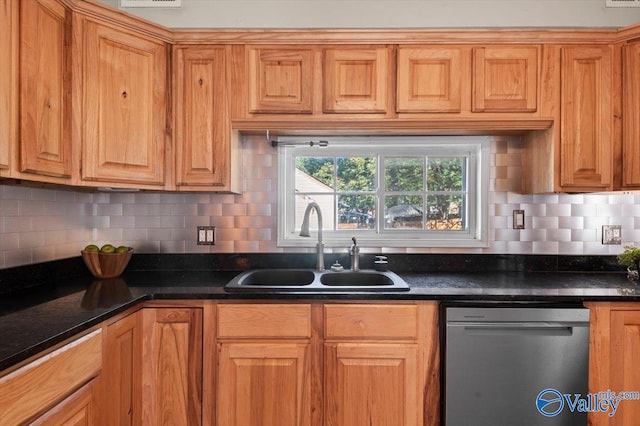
[[324, 46, 392, 114], [472, 45, 539, 112], [248, 47, 314, 113], [559, 45, 613, 190], [141, 307, 203, 426], [397, 46, 463, 113], [174, 45, 231, 188], [622, 41, 640, 188], [20, 0, 72, 179], [81, 19, 167, 187], [0, 0, 18, 173]]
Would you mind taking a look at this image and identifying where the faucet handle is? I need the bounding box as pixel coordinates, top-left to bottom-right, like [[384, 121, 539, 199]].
[[350, 237, 359, 254]]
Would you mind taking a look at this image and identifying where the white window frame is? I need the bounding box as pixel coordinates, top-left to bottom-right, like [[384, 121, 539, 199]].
[[277, 136, 490, 248]]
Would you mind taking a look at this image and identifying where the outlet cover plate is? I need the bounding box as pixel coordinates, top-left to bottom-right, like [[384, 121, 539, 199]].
[[602, 225, 622, 245], [197, 226, 216, 245]]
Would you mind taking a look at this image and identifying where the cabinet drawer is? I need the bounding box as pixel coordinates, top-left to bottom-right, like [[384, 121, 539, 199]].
[[324, 304, 418, 339], [218, 304, 311, 338], [0, 329, 102, 426]]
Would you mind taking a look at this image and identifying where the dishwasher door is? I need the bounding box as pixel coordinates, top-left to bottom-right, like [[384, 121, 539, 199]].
[[445, 306, 590, 426]]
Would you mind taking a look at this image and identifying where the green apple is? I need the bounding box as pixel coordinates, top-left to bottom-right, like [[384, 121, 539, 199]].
[[100, 244, 116, 253], [84, 244, 99, 252], [116, 246, 130, 253]]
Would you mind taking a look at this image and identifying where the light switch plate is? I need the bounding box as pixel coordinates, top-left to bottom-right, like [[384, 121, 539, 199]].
[[602, 225, 622, 245], [513, 210, 525, 229]]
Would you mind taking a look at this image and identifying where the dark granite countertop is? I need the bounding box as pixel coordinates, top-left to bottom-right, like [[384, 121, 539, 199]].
[[2, 253, 640, 372], [1, 265, 640, 372]]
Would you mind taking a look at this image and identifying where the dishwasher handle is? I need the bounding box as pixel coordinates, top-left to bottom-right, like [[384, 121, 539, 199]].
[[452, 321, 586, 336]]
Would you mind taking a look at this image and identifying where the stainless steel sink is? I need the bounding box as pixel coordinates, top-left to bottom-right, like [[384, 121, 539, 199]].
[[225, 269, 409, 292]]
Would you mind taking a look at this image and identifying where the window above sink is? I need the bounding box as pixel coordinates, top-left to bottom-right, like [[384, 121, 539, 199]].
[[277, 136, 490, 248]]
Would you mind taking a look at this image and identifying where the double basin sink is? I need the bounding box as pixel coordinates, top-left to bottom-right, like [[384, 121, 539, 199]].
[[224, 269, 410, 292]]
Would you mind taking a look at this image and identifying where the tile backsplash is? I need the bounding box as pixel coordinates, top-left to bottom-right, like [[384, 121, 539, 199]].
[[1, 135, 639, 269]]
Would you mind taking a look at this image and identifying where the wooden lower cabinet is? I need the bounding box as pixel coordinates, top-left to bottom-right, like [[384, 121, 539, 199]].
[[103, 311, 142, 426], [102, 306, 204, 426], [0, 329, 102, 426], [587, 302, 640, 426], [323, 303, 438, 426], [213, 301, 439, 426], [30, 378, 99, 426], [140, 307, 203, 426], [1, 301, 439, 426], [215, 303, 315, 426], [217, 342, 311, 426], [324, 342, 419, 426]]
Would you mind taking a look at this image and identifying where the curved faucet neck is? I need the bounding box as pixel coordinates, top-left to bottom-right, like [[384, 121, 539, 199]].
[[300, 202, 324, 271], [301, 202, 323, 241]]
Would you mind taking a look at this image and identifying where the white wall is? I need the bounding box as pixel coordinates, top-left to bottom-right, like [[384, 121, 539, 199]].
[[100, 0, 640, 29]]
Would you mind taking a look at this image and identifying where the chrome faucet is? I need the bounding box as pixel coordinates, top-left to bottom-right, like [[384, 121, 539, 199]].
[[349, 237, 360, 271], [300, 202, 324, 271]]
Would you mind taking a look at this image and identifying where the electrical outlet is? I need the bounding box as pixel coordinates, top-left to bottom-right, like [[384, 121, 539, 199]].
[[602, 225, 622, 245], [197, 226, 216, 245]]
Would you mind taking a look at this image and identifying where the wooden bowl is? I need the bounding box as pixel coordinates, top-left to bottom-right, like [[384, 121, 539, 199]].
[[81, 249, 133, 279]]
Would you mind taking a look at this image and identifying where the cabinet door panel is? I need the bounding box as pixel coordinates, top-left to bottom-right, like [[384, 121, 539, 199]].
[[560, 45, 613, 189], [0, 0, 18, 172], [248, 47, 313, 113], [174, 46, 229, 187], [20, 0, 71, 178], [82, 20, 166, 185], [622, 42, 640, 188], [104, 312, 142, 426], [397, 47, 462, 113], [30, 379, 98, 426], [325, 343, 420, 426], [609, 310, 640, 426], [217, 342, 311, 426], [472, 45, 538, 112], [141, 308, 202, 426], [324, 47, 390, 113]]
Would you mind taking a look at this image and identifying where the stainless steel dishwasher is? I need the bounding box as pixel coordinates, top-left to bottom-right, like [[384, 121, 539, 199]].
[[445, 305, 590, 426]]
